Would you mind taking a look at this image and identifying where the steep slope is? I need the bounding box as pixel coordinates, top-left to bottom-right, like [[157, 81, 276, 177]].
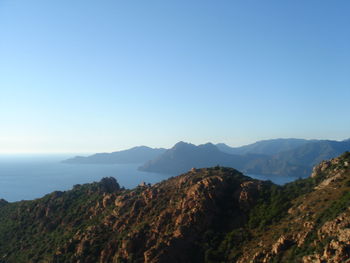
[[139, 141, 309, 177], [62, 146, 166, 164], [217, 138, 312, 155], [0, 152, 349, 263], [235, 151, 350, 263]]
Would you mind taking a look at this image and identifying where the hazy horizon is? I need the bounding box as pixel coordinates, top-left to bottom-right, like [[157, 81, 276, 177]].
[[0, 136, 349, 155], [1, 1, 349, 153]]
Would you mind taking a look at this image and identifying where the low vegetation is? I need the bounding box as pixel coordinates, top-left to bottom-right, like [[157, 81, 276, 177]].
[[0, 152, 349, 262]]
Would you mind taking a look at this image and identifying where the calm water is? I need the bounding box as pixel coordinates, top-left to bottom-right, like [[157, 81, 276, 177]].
[[0, 155, 297, 202], [0, 154, 171, 202]]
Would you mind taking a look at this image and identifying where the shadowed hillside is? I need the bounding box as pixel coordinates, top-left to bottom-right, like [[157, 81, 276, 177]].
[[139, 141, 309, 177], [217, 138, 313, 155], [63, 146, 166, 164]]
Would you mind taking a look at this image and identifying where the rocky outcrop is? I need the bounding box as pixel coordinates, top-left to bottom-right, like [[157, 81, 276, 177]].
[[97, 177, 120, 193], [302, 210, 350, 263], [311, 160, 331, 178], [100, 168, 259, 262], [271, 235, 295, 254], [236, 181, 263, 210]]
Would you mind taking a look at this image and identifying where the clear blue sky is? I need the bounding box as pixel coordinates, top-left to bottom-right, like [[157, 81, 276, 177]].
[[1, 0, 349, 153]]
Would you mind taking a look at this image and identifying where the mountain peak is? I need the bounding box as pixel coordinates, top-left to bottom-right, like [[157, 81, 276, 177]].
[[198, 142, 218, 151], [172, 141, 195, 149]]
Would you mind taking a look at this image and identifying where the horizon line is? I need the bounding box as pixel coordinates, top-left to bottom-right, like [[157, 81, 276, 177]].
[[0, 137, 348, 155]]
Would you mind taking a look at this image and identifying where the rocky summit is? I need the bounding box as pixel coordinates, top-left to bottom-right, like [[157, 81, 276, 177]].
[[0, 152, 350, 262]]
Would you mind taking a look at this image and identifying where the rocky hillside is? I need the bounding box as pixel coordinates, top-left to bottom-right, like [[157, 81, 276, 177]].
[[0, 167, 264, 262], [0, 152, 349, 262], [237, 151, 350, 263]]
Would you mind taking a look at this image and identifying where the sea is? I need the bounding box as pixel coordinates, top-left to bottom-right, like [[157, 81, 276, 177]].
[[0, 154, 297, 202]]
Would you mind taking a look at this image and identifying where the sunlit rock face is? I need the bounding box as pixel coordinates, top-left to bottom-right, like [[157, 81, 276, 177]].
[[0, 152, 350, 263]]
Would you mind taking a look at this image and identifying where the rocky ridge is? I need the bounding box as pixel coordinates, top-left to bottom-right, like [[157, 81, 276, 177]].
[[237, 151, 350, 262], [0, 152, 349, 262], [0, 167, 268, 262]]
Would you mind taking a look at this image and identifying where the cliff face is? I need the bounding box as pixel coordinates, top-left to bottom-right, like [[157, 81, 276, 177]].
[[0, 152, 349, 263]]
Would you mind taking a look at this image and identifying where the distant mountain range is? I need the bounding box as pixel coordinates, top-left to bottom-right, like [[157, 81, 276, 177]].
[[63, 138, 350, 178], [138, 141, 309, 177], [216, 138, 316, 155], [62, 146, 166, 164], [218, 138, 350, 166], [139, 141, 247, 174]]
